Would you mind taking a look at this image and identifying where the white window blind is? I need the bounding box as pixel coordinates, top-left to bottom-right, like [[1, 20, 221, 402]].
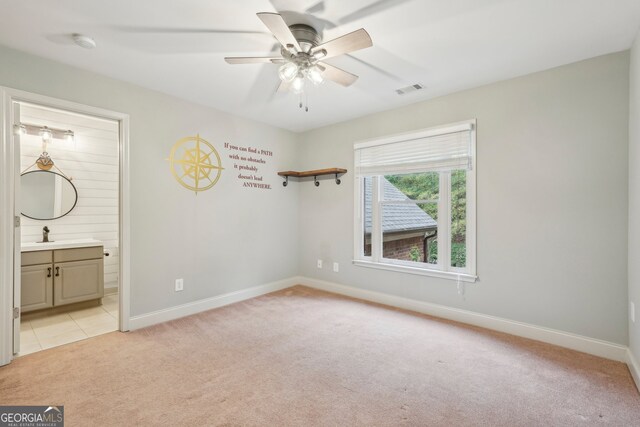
[[354, 122, 473, 176]]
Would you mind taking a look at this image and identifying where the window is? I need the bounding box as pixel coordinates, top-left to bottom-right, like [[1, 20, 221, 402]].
[[354, 120, 476, 282]]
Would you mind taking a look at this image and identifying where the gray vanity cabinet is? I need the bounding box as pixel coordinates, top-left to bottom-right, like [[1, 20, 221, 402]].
[[21, 264, 54, 312], [21, 246, 104, 313], [54, 258, 104, 306]]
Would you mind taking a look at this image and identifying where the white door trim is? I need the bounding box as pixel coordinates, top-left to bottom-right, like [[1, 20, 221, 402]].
[[12, 102, 21, 354], [0, 88, 15, 366], [0, 87, 131, 365]]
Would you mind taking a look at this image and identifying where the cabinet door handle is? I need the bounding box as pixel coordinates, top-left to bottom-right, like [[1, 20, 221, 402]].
[[47, 267, 52, 278], [55, 266, 60, 277]]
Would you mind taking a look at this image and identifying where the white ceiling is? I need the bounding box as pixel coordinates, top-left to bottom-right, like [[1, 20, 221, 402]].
[[1, 0, 640, 132]]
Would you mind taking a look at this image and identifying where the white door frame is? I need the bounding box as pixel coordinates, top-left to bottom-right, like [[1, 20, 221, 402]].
[[0, 87, 131, 365]]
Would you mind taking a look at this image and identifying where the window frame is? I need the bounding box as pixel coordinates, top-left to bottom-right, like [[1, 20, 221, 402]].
[[353, 120, 477, 283]]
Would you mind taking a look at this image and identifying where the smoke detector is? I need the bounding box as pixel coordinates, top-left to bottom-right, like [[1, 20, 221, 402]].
[[72, 34, 96, 49]]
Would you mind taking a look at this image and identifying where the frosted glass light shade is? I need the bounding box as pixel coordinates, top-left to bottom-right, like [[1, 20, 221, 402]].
[[39, 127, 52, 141], [307, 66, 324, 85], [279, 62, 299, 82], [14, 124, 26, 135], [291, 76, 305, 94]]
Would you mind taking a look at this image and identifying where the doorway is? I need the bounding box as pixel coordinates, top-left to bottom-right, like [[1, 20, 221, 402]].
[[0, 88, 130, 365]]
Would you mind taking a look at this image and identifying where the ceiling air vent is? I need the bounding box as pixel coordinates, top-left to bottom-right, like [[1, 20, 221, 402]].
[[396, 83, 424, 95]]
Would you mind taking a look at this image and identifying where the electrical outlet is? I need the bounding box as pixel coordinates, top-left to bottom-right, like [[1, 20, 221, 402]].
[[317, 259, 323, 269], [631, 301, 636, 323], [175, 278, 184, 292], [333, 262, 339, 272]]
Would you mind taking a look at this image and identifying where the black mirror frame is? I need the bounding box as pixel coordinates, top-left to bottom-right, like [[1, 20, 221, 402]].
[[20, 169, 78, 221]]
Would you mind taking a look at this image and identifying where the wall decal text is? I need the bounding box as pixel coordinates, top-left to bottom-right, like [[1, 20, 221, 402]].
[[224, 143, 273, 190]]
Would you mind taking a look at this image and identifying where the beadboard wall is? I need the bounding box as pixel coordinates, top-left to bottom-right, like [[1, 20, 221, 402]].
[[19, 103, 119, 290]]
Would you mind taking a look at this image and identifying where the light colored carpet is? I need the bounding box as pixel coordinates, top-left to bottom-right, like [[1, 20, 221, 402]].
[[1, 285, 638, 426]]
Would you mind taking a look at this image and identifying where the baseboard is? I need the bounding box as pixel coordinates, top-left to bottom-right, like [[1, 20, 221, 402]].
[[298, 276, 629, 362], [628, 349, 640, 392], [129, 277, 298, 330], [103, 286, 118, 296]]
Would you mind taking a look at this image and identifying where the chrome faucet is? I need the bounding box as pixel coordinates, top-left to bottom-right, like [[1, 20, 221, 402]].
[[42, 226, 50, 243]]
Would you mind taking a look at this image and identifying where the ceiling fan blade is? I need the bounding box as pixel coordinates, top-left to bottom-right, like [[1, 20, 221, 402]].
[[111, 25, 275, 54], [305, 1, 326, 14], [311, 29, 372, 60], [318, 62, 359, 86], [113, 25, 269, 35], [345, 54, 403, 82], [257, 12, 302, 52], [338, 0, 413, 25], [225, 56, 283, 64], [244, 64, 282, 106], [277, 80, 291, 92]]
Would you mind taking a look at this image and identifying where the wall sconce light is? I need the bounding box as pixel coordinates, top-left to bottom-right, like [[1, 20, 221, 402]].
[[18, 123, 76, 142], [13, 124, 27, 136]]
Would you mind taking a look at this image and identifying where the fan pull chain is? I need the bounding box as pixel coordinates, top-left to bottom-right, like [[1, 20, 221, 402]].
[[297, 92, 309, 112]]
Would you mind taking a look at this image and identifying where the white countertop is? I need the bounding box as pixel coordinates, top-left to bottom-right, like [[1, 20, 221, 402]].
[[22, 238, 103, 252]]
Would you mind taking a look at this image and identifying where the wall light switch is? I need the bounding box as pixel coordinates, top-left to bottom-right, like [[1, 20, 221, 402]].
[[317, 259, 323, 269], [631, 301, 636, 323], [333, 262, 339, 272], [175, 278, 184, 292]]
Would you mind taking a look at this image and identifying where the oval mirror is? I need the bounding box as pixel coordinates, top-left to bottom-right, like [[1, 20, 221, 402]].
[[21, 170, 78, 220]]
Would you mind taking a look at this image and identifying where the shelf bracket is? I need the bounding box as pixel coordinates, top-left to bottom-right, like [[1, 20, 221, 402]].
[[314, 176, 320, 187], [282, 176, 289, 187]]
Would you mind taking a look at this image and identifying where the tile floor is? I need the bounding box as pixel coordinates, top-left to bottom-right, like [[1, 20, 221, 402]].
[[18, 293, 119, 356]]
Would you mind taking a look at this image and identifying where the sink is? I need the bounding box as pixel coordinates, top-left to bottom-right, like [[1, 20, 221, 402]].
[[21, 238, 103, 252]]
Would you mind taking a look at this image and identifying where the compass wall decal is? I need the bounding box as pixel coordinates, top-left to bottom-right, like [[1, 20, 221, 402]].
[[167, 134, 224, 194]]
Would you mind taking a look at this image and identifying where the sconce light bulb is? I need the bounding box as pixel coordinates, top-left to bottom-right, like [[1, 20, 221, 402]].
[[64, 130, 74, 143], [14, 124, 27, 136], [39, 126, 52, 142]]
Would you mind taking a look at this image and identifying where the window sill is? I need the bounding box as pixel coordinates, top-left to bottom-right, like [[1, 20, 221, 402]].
[[352, 260, 477, 283]]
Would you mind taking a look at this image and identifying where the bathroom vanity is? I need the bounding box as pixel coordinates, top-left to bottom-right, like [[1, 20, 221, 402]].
[[21, 239, 104, 313]]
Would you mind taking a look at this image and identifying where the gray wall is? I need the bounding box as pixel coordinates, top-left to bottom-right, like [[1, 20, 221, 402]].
[[298, 52, 630, 345], [629, 32, 640, 358], [1, 43, 632, 346], [0, 44, 300, 317]]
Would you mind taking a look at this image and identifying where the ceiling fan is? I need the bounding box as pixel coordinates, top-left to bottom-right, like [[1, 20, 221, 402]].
[[224, 12, 373, 97]]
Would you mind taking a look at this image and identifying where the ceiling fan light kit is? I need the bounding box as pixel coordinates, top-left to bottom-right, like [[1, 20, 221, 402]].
[[225, 12, 372, 111]]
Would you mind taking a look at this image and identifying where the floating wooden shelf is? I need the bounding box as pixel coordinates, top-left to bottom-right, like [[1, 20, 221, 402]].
[[278, 168, 347, 178], [278, 168, 347, 187]]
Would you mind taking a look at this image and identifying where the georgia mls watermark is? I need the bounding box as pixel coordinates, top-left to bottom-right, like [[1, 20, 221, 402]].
[[0, 406, 64, 427]]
